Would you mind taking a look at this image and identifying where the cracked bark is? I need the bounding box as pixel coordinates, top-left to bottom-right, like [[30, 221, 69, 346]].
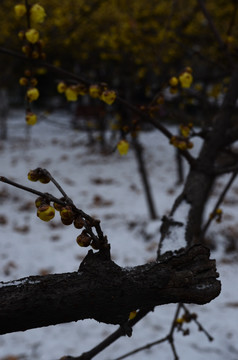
[[0, 245, 220, 335]]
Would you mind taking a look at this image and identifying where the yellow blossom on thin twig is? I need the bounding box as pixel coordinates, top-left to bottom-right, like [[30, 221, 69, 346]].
[[25, 112, 37, 126], [101, 90, 117, 105], [179, 71, 193, 89], [65, 86, 78, 101], [14, 4, 27, 17], [27, 87, 40, 102], [117, 140, 129, 156], [25, 28, 40, 44], [30, 4, 46, 24]]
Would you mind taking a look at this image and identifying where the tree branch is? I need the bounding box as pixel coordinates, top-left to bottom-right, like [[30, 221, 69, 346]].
[[0, 245, 220, 335]]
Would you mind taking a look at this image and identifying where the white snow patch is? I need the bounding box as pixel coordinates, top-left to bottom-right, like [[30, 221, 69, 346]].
[[160, 200, 190, 254]]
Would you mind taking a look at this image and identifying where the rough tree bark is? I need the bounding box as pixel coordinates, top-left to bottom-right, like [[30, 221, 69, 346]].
[[167, 65, 238, 247], [0, 245, 220, 335]]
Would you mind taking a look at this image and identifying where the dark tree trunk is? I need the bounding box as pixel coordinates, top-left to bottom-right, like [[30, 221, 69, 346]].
[[132, 136, 158, 219], [0, 245, 220, 335]]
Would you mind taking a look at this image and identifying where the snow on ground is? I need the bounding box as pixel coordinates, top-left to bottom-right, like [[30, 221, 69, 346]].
[[0, 109, 238, 360]]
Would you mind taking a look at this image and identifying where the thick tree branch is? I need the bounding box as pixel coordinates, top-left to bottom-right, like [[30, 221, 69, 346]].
[[0, 245, 220, 335]]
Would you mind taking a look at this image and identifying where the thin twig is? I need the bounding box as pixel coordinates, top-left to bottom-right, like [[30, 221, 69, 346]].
[[213, 163, 238, 175], [62, 308, 152, 360], [110, 336, 169, 360], [197, 0, 226, 49], [226, 1, 238, 37], [109, 304, 182, 360], [0, 46, 195, 166], [0, 176, 62, 204], [201, 171, 238, 238], [41, 169, 73, 204], [181, 304, 213, 341], [0, 174, 107, 251]]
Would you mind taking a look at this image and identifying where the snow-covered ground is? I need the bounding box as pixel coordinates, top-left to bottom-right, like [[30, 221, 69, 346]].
[[0, 109, 238, 360]]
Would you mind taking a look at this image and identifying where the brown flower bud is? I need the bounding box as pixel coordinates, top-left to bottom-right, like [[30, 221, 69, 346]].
[[74, 216, 84, 229], [76, 230, 91, 247]]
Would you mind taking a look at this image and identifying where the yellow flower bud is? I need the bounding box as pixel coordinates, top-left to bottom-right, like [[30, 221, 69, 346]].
[[25, 28, 39, 44], [37, 204, 55, 222], [30, 78, 38, 87], [30, 4, 46, 24], [76, 231, 91, 247], [65, 86, 78, 101], [18, 30, 25, 40], [35, 197, 46, 208], [26, 112, 37, 125], [74, 216, 84, 229], [101, 90, 117, 105], [53, 202, 63, 212], [179, 125, 190, 138], [22, 45, 30, 55], [28, 169, 40, 181], [129, 311, 137, 320], [89, 84, 101, 98], [27, 87, 40, 102], [39, 175, 50, 184], [176, 318, 185, 324], [117, 140, 129, 156], [19, 77, 28, 86], [60, 206, 74, 221], [57, 82, 67, 93], [14, 4, 27, 17], [169, 77, 179, 87], [179, 71, 193, 89], [26, 88, 40, 102]]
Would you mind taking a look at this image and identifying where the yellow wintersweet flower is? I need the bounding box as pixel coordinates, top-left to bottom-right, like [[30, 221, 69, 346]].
[[25, 112, 37, 125], [37, 204, 55, 222], [89, 84, 101, 98], [179, 124, 190, 138], [179, 71, 193, 89], [30, 4, 46, 24], [19, 77, 28, 86], [14, 4, 27, 17], [57, 82, 67, 93], [101, 90, 116, 105], [27, 87, 40, 102], [65, 86, 78, 101], [25, 28, 39, 44], [169, 77, 179, 87], [129, 311, 137, 320], [117, 140, 129, 156]]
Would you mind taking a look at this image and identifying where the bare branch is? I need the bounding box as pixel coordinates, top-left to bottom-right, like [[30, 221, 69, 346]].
[[201, 171, 238, 238], [0, 245, 220, 335], [197, 0, 226, 49]]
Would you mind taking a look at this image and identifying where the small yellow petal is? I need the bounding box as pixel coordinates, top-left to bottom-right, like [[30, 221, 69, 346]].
[[117, 140, 129, 156], [25, 28, 39, 44], [89, 85, 101, 98], [37, 205, 55, 222], [27, 88, 40, 102], [169, 77, 179, 87], [57, 82, 67, 93], [14, 4, 27, 17], [179, 72, 193, 89], [26, 112, 37, 126], [101, 90, 116, 105], [30, 4, 46, 24], [129, 311, 137, 320], [65, 87, 78, 101]]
